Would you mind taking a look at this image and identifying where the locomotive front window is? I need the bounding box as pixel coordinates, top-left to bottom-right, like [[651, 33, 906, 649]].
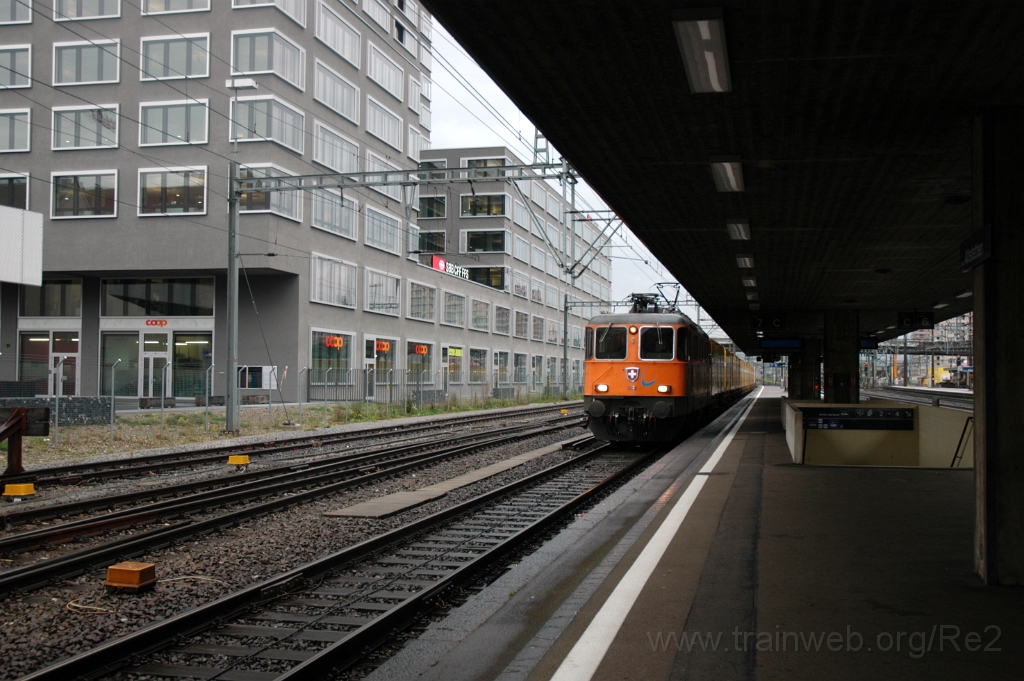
[[585, 327, 594, 359], [677, 327, 690, 361], [640, 327, 674, 360], [594, 326, 627, 359]]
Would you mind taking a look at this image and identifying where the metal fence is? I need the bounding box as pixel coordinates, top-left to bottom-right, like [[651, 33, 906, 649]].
[[303, 368, 583, 411]]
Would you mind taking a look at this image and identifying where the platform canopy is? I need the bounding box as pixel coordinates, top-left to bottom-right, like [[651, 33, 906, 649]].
[[422, 1, 1024, 353]]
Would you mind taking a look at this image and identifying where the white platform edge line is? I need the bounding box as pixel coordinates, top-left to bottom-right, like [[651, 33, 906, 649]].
[[549, 387, 763, 681]]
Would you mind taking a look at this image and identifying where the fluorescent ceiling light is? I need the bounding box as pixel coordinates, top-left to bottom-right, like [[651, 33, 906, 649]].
[[746, 292, 758, 301], [956, 291, 973, 298], [749, 303, 760, 310], [886, 325, 896, 330], [711, 158, 744, 192], [933, 303, 948, 309], [736, 255, 754, 268], [673, 11, 732, 93], [726, 220, 750, 240], [742, 277, 757, 287]]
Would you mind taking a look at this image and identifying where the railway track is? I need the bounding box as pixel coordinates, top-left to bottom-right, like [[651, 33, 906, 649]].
[[0, 416, 584, 596], [6, 402, 580, 488], [18, 442, 649, 681], [862, 389, 972, 412]]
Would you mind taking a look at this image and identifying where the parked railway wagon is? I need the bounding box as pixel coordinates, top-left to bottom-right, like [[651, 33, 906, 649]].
[[584, 294, 755, 442]]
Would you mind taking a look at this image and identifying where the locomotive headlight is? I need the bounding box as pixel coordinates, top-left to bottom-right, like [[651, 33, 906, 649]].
[[629, 325, 638, 334], [596, 384, 609, 393], [657, 385, 672, 393]]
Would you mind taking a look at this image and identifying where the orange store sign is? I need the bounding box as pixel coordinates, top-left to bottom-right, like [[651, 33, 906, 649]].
[[375, 340, 391, 353], [413, 344, 429, 356], [323, 335, 345, 350], [146, 319, 168, 327]]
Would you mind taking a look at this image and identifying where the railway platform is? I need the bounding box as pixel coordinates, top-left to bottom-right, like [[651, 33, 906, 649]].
[[366, 387, 1022, 681]]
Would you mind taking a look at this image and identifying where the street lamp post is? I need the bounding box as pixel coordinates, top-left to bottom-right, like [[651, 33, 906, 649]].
[[110, 358, 121, 441], [225, 77, 258, 433]]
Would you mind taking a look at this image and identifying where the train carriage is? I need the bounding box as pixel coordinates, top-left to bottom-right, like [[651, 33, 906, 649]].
[[584, 294, 755, 442]]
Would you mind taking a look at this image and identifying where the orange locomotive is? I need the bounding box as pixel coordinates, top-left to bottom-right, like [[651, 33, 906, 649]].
[[584, 294, 755, 442]]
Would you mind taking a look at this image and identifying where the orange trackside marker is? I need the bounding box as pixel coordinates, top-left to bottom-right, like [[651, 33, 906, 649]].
[[103, 561, 157, 592]]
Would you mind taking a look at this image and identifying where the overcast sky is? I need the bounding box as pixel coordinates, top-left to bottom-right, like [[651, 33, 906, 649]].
[[426, 22, 728, 339]]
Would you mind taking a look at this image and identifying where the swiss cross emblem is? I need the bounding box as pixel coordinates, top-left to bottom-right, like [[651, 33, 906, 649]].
[[625, 367, 639, 382]]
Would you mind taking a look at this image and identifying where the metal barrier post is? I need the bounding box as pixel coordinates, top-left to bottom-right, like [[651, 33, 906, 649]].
[[298, 366, 308, 428], [161, 362, 171, 434], [267, 366, 276, 429], [54, 356, 66, 448], [204, 364, 215, 434], [110, 358, 121, 442], [324, 367, 333, 428]]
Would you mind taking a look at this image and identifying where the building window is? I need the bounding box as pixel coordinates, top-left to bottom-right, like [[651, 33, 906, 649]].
[[365, 269, 400, 316], [314, 61, 359, 124], [418, 195, 445, 218], [0, 45, 30, 88], [239, 165, 301, 222], [531, 180, 546, 206], [460, 194, 507, 217], [366, 96, 402, 151], [233, 0, 305, 26], [420, 105, 431, 131], [20, 279, 83, 316], [101, 278, 213, 316], [54, 41, 120, 85], [513, 236, 530, 263], [55, 0, 120, 20], [443, 291, 464, 327], [532, 315, 544, 342], [52, 170, 116, 218], [312, 189, 357, 240], [512, 271, 528, 299], [138, 167, 206, 215], [495, 306, 510, 336], [547, 253, 559, 277], [408, 77, 421, 114], [366, 152, 402, 201], [467, 267, 506, 290], [513, 352, 528, 383], [141, 35, 209, 80], [0, 173, 28, 208], [547, 320, 560, 344], [408, 126, 422, 162], [469, 348, 487, 383], [310, 254, 356, 308], [367, 43, 403, 100], [406, 222, 419, 258], [139, 100, 207, 146], [546, 284, 559, 309], [460, 229, 508, 254], [513, 200, 529, 229], [407, 341, 432, 380], [530, 277, 543, 304], [313, 121, 358, 173], [365, 206, 402, 255], [0, 0, 31, 23], [0, 109, 29, 152], [316, 3, 360, 67], [232, 30, 305, 90], [418, 158, 446, 179], [446, 346, 462, 383], [465, 158, 506, 178], [546, 193, 560, 218], [142, 0, 211, 14], [231, 96, 304, 153], [514, 311, 529, 339], [311, 329, 353, 378], [471, 299, 489, 332], [531, 246, 545, 271], [418, 231, 444, 253], [52, 105, 118, 150], [408, 281, 435, 321], [364, 0, 391, 31]]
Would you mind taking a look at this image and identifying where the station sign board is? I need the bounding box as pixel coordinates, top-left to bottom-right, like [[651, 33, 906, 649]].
[[431, 255, 469, 280], [802, 406, 914, 431], [960, 226, 991, 272], [897, 311, 934, 330], [759, 339, 802, 349], [751, 314, 785, 331]]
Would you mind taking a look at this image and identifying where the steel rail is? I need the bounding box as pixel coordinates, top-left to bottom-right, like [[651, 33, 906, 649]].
[[0, 419, 583, 596], [1, 413, 579, 532], [5, 402, 580, 487], [17, 440, 633, 681]]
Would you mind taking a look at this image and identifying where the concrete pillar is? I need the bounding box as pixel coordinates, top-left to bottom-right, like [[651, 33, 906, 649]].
[[798, 340, 820, 401], [972, 108, 1024, 585], [787, 352, 803, 399], [823, 310, 859, 404]]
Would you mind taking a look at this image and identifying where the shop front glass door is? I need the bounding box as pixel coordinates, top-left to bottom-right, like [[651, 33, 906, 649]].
[[51, 332, 79, 396], [141, 333, 169, 398]]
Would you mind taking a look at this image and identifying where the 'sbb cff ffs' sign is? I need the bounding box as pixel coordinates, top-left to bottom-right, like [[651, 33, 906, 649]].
[[432, 255, 469, 280]]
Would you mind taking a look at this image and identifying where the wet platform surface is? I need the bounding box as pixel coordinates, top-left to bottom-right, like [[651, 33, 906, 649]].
[[366, 388, 1023, 681]]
